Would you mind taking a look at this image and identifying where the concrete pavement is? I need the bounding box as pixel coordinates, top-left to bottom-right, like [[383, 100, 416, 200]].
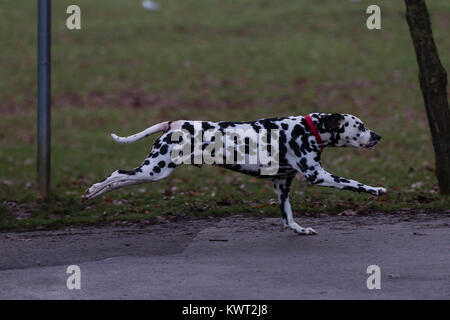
[[0, 213, 449, 299]]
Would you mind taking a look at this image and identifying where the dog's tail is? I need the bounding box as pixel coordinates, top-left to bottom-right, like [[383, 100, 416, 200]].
[[111, 121, 169, 144]]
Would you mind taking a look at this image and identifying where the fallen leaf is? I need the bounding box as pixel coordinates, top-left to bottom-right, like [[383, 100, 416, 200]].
[[356, 205, 369, 215], [338, 209, 357, 216], [411, 181, 423, 189]]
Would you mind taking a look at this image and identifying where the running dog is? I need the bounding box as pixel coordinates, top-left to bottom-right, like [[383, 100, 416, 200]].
[[82, 113, 386, 235]]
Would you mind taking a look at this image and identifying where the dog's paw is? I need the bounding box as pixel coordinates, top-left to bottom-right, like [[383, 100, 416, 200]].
[[81, 184, 99, 201], [81, 188, 91, 202], [369, 187, 387, 196], [294, 227, 318, 236]]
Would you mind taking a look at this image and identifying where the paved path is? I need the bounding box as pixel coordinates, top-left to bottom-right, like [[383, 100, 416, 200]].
[[0, 213, 449, 299]]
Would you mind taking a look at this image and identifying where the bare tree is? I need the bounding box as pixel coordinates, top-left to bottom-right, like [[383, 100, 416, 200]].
[[405, 0, 450, 195]]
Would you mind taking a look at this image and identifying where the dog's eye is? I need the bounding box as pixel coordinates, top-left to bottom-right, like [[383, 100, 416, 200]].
[[358, 124, 366, 131]]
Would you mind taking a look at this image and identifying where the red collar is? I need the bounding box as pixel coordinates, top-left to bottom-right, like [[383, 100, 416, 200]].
[[305, 114, 323, 152]]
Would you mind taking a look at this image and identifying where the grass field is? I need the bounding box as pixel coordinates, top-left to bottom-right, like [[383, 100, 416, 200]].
[[1, 0, 449, 231]]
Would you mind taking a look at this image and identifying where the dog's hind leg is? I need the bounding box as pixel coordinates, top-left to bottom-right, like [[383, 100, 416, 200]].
[[273, 175, 317, 235], [83, 154, 179, 201], [83, 131, 183, 201], [82, 170, 146, 200]]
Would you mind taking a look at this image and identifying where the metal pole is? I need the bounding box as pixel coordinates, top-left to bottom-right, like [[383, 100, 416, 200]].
[[37, 0, 51, 199]]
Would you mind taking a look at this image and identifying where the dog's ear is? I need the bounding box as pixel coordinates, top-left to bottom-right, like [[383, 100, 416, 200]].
[[323, 113, 345, 130]]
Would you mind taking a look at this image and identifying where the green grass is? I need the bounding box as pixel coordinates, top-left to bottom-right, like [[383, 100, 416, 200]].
[[1, 0, 449, 231]]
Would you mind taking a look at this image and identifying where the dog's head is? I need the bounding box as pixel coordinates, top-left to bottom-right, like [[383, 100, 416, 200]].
[[320, 113, 381, 149]]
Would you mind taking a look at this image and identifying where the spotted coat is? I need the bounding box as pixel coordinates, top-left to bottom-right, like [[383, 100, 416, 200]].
[[83, 113, 386, 235]]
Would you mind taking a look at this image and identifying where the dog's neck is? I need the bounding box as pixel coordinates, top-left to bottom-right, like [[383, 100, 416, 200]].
[[306, 113, 344, 148]]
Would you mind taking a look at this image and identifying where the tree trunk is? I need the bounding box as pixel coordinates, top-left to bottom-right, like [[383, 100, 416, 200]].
[[405, 0, 450, 195]]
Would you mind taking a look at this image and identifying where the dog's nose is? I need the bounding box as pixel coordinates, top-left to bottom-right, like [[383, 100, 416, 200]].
[[371, 132, 381, 141]]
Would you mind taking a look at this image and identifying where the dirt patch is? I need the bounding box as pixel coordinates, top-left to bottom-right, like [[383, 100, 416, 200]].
[[1, 200, 32, 221]]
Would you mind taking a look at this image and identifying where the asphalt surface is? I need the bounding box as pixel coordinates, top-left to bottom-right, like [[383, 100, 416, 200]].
[[0, 213, 449, 299]]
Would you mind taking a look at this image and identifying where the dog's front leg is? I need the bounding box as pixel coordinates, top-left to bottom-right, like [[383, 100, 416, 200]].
[[305, 166, 387, 196], [273, 175, 317, 235]]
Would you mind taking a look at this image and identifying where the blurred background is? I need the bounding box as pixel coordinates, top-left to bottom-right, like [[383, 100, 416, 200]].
[[0, 0, 449, 230]]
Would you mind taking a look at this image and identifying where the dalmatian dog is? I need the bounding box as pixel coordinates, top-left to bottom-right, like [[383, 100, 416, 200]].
[[82, 113, 386, 235]]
